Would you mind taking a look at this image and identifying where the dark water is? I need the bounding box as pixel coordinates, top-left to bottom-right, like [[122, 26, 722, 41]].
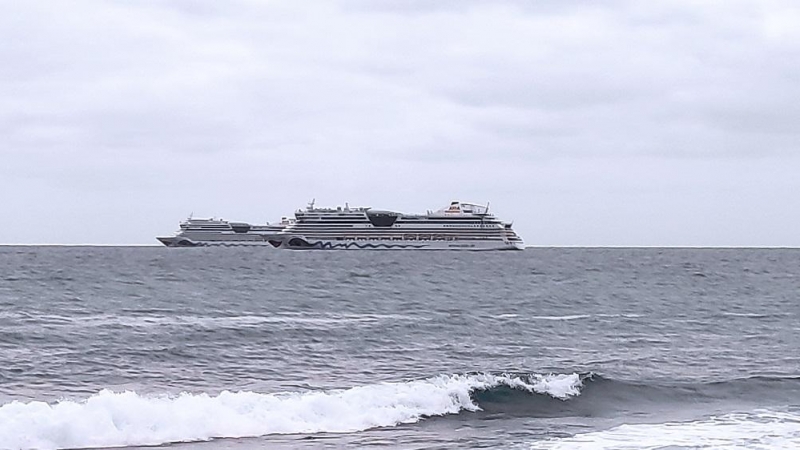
[[0, 247, 799, 449]]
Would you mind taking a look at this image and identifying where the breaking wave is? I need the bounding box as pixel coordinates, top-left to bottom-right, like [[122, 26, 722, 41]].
[[3, 373, 800, 449], [0, 372, 583, 450]]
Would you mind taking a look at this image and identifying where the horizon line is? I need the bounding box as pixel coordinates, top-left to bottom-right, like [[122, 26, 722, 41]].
[[1, 244, 799, 249]]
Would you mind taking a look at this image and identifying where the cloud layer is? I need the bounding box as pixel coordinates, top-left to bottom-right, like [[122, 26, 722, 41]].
[[2, 0, 799, 245]]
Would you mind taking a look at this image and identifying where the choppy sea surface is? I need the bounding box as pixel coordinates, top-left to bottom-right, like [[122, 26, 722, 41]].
[[1, 246, 799, 449]]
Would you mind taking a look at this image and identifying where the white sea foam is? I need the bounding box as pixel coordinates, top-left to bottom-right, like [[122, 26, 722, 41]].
[[3, 313, 422, 329], [720, 312, 789, 318], [529, 410, 800, 449], [0, 373, 583, 450], [493, 314, 640, 321], [529, 315, 592, 321], [494, 313, 520, 319]]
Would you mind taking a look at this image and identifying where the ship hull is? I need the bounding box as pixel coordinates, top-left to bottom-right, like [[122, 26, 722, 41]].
[[157, 236, 279, 247], [271, 236, 524, 251]]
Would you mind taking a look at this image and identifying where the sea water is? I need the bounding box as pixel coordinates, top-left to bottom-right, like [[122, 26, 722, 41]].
[[0, 247, 798, 449]]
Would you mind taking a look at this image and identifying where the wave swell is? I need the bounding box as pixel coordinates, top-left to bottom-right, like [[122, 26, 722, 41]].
[[471, 373, 800, 418], [0, 372, 583, 450], [4, 373, 799, 449]]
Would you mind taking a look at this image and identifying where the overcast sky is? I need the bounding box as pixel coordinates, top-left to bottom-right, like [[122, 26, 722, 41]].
[[2, 0, 799, 246]]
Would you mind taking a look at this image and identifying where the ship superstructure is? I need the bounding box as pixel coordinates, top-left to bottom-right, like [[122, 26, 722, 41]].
[[268, 201, 524, 250]]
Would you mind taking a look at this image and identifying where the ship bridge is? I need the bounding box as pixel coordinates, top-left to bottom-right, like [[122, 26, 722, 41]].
[[433, 201, 490, 216]]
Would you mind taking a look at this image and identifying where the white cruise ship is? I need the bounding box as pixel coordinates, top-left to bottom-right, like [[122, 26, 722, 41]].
[[268, 201, 524, 250], [157, 216, 293, 247]]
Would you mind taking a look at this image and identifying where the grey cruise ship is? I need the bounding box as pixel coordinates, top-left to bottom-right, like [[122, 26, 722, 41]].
[[157, 216, 292, 247]]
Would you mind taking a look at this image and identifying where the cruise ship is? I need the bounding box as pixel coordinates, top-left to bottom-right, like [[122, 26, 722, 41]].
[[268, 201, 524, 250], [157, 216, 292, 247]]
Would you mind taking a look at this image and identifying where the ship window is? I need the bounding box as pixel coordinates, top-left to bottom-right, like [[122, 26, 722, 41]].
[[367, 212, 398, 227], [231, 224, 251, 233]]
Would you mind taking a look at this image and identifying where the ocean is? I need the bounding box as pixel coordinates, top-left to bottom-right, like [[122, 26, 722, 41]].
[[0, 246, 798, 449]]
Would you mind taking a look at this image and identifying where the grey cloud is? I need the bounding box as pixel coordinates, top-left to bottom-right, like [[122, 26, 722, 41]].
[[2, 0, 799, 245]]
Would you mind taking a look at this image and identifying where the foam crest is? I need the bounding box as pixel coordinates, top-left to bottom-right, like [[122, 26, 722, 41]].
[[497, 373, 584, 400], [0, 373, 583, 450], [529, 410, 800, 449]]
